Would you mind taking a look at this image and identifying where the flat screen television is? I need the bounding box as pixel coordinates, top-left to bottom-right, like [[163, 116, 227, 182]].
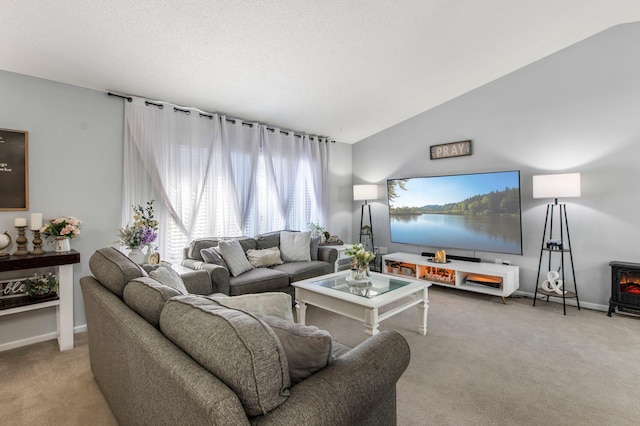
[[387, 170, 523, 255]]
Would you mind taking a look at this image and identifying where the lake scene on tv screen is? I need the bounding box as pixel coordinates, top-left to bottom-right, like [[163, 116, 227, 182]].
[[387, 171, 522, 255]]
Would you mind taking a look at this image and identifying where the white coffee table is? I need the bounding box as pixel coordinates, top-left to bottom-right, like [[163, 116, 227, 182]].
[[292, 270, 430, 336]]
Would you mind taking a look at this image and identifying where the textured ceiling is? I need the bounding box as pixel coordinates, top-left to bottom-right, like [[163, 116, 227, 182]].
[[2, 1, 640, 143]]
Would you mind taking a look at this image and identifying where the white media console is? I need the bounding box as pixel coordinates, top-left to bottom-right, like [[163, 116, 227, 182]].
[[381, 252, 519, 300]]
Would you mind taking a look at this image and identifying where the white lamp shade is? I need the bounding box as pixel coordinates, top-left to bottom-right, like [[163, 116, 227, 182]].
[[353, 184, 378, 201], [532, 173, 581, 199]]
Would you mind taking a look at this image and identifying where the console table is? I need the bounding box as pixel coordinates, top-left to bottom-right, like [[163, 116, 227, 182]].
[[0, 250, 81, 351]]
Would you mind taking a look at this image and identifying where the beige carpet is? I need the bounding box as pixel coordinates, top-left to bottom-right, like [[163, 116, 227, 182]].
[[1, 287, 639, 425]]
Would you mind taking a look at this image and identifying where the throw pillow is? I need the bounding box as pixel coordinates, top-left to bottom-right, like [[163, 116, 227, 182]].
[[246, 246, 284, 268], [280, 231, 311, 262], [218, 239, 254, 277], [209, 292, 294, 322], [200, 246, 228, 269], [257, 313, 333, 384], [149, 266, 188, 295], [310, 234, 321, 261]]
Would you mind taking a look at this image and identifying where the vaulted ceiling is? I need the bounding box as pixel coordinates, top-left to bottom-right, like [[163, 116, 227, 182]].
[[2, 1, 640, 143]]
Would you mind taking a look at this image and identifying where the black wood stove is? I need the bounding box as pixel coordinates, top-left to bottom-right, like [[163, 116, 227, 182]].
[[608, 261, 640, 316]]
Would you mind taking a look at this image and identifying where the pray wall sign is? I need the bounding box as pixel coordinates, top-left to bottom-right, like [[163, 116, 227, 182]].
[[430, 140, 472, 160]]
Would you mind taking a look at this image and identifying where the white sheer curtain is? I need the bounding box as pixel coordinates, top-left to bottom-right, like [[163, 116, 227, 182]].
[[122, 96, 331, 262]]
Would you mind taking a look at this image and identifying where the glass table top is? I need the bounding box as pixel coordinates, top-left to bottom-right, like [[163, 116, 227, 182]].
[[308, 272, 414, 299]]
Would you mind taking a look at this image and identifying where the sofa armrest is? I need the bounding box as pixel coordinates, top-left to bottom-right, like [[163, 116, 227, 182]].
[[317, 246, 338, 265], [181, 270, 213, 295], [254, 330, 410, 425], [181, 259, 231, 295]]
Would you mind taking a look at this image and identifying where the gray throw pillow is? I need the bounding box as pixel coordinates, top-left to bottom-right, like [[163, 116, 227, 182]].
[[257, 313, 333, 384], [280, 231, 311, 262], [218, 239, 254, 277], [310, 235, 321, 261], [149, 266, 188, 295], [200, 246, 228, 269]]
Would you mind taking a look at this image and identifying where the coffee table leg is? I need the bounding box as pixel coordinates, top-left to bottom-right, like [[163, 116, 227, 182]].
[[295, 300, 307, 325], [364, 307, 380, 336], [418, 287, 428, 335]]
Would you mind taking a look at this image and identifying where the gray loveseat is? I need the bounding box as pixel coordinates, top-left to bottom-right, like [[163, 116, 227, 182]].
[[81, 247, 410, 425], [181, 231, 338, 297]]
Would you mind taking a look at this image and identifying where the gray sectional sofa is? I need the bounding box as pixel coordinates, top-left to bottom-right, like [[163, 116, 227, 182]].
[[80, 247, 410, 425], [181, 231, 338, 297]]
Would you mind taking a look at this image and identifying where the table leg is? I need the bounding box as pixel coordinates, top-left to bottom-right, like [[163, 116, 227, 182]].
[[57, 264, 74, 351], [364, 307, 380, 336], [417, 287, 429, 336], [295, 300, 307, 325]]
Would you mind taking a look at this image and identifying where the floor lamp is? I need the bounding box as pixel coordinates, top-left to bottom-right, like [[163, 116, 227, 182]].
[[354, 184, 378, 259], [532, 172, 581, 315]]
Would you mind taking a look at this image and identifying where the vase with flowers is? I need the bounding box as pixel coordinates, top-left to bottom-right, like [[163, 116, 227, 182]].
[[41, 216, 82, 252], [117, 200, 158, 264], [344, 243, 376, 281]]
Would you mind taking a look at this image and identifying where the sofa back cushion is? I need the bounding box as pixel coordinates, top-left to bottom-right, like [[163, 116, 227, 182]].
[[123, 277, 182, 328], [89, 247, 146, 298], [159, 295, 290, 416], [254, 231, 282, 250]]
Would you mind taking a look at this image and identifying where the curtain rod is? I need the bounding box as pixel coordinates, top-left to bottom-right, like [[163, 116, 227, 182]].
[[107, 92, 334, 142]]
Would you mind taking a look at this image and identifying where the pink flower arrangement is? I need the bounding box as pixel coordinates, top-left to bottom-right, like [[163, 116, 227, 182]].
[[41, 216, 82, 239]]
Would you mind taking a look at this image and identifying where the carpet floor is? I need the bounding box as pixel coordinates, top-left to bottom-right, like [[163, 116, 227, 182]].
[[1, 287, 639, 425]]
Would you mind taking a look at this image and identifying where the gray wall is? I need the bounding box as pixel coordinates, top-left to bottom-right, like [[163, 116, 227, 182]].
[[0, 70, 124, 349], [352, 22, 640, 309]]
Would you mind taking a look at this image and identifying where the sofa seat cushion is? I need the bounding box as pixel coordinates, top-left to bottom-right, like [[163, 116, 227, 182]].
[[228, 268, 289, 296], [89, 247, 146, 298], [123, 277, 182, 328], [159, 295, 290, 416], [271, 261, 333, 283]]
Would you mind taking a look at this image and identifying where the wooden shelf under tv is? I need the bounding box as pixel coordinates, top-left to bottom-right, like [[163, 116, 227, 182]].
[[382, 252, 519, 299]]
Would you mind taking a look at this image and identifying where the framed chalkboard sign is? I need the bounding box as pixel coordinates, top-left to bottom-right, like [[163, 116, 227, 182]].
[[0, 128, 29, 210]]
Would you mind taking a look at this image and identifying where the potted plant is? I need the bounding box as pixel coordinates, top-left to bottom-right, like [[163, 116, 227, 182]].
[[41, 216, 82, 252], [118, 200, 159, 264], [24, 273, 59, 298]]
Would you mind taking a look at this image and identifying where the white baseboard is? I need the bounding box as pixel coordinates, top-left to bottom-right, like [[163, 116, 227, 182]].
[[0, 324, 87, 352], [515, 290, 608, 312]]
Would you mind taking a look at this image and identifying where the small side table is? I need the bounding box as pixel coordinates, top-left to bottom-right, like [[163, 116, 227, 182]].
[[0, 250, 81, 351]]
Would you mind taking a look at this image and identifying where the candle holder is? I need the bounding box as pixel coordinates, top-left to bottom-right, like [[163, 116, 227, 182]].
[[14, 226, 29, 256], [30, 230, 45, 255]]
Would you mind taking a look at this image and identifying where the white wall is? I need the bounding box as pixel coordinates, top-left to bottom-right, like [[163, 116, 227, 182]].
[[0, 70, 124, 349], [352, 23, 640, 309]]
